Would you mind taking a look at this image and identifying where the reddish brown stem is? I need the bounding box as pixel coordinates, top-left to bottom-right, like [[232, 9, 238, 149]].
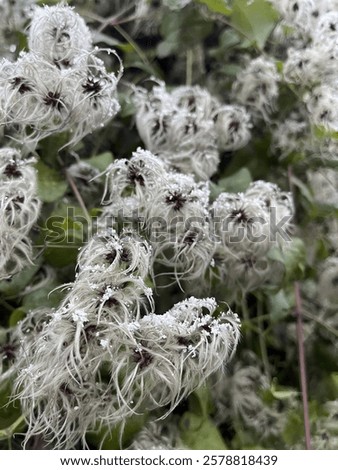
[[294, 281, 312, 450], [65, 170, 91, 223]]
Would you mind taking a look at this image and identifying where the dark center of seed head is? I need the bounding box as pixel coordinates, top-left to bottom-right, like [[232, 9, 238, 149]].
[[3, 162, 22, 178], [82, 77, 103, 96], [132, 348, 153, 369], [11, 77, 32, 94], [165, 191, 187, 211], [229, 208, 249, 223], [43, 91, 63, 111], [127, 165, 145, 186]]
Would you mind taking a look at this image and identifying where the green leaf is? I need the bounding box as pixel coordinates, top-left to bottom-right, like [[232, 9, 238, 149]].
[[85, 152, 114, 172], [219, 29, 241, 49], [218, 167, 252, 193], [268, 238, 306, 282], [180, 412, 227, 450], [39, 202, 88, 268], [0, 383, 22, 432], [309, 157, 338, 170], [282, 409, 304, 446], [188, 386, 213, 418], [0, 262, 42, 297], [92, 32, 122, 47], [231, 0, 279, 49], [87, 414, 147, 450], [35, 161, 68, 203], [283, 237, 307, 281], [196, 0, 232, 16], [290, 175, 313, 203], [0, 415, 25, 442], [270, 379, 299, 400], [158, 9, 213, 58], [38, 132, 70, 166], [268, 288, 295, 323], [9, 308, 26, 328], [313, 125, 338, 140], [331, 373, 338, 393], [22, 281, 64, 310]]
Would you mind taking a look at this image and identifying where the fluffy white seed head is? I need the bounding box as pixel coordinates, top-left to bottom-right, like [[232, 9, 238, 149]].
[[214, 105, 252, 151], [28, 5, 92, 65], [313, 11, 338, 44], [0, 148, 41, 279], [162, 0, 192, 10], [307, 168, 338, 207], [271, 114, 309, 157], [212, 362, 284, 438], [304, 84, 338, 133], [232, 57, 280, 120], [134, 84, 223, 180]]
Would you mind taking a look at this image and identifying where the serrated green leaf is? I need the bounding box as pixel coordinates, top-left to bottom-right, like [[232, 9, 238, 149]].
[[36, 161, 68, 203], [231, 0, 279, 49]]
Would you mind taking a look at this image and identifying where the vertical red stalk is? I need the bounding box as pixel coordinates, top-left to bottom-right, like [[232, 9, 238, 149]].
[[294, 281, 312, 450]]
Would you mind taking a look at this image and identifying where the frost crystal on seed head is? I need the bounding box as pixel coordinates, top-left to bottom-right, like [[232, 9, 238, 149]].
[[72, 309, 89, 327]]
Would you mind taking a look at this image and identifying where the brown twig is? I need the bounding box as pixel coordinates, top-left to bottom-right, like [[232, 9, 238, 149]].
[[294, 281, 312, 450], [288, 164, 312, 449], [65, 170, 91, 224]]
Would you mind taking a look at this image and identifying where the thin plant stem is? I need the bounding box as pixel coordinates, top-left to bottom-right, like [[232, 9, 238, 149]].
[[302, 310, 338, 337], [287, 164, 311, 449], [186, 49, 193, 86], [240, 293, 253, 345], [0, 415, 25, 442], [65, 171, 91, 225], [112, 24, 155, 74], [257, 295, 271, 381], [294, 281, 312, 450]]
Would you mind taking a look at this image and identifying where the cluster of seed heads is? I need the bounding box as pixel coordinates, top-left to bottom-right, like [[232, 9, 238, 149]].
[[0, 4, 122, 148], [0, 148, 40, 280]]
